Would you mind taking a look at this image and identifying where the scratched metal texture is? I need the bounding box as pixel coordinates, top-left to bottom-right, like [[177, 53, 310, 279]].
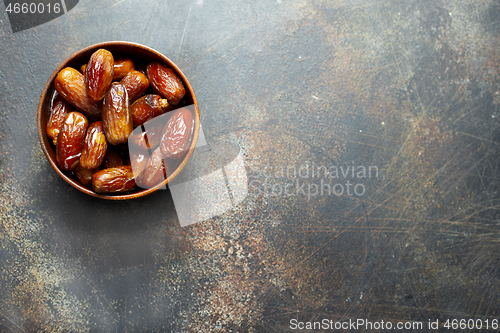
[[0, 0, 499, 332]]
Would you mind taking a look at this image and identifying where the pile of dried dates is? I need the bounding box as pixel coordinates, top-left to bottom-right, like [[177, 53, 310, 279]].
[[46, 48, 195, 194]]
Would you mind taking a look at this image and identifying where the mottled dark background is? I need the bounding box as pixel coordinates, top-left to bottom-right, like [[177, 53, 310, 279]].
[[1, 0, 500, 332]]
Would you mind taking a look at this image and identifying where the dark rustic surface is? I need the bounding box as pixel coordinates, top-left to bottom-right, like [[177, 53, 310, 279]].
[[1, 0, 500, 332]]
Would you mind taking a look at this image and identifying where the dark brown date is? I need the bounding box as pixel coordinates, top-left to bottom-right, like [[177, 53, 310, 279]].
[[73, 162, 98, 186], [130, 94, 170, 127], [138, 147, 172, 188], [54, 68, 101, 120], [85, 49, 114, 102], [113, 57, 135, 80], [46, 94, 71, 145], [120, 70, 149, 102], [160, 108, 194, 159], [146, 62, 185, 105], [102, 149, 123, 169], [92, 166, 136, 193], [102, 83, 133, 145], [56, 112, 89, 170], [80, 121, 107, 170], [129, 119, 164, 150]]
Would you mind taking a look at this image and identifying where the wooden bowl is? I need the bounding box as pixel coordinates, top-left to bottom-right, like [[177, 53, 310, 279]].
[[37, 41, 200, 200]]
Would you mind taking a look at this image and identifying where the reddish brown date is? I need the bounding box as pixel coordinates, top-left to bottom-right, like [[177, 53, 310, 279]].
[[130, 94, 170, 127], [92, 166, 136, 193], [80, 121, 108, 170], [46, 94, 71, 145], [130, 120, 164, 150], [113, 57, 135, 80], [129, 149, 148, 179], [73, 162, 98, 186], [146, 62, 185, 105], [120, 70, 149, 102], [56, 112, 89, 170], [102, 149, 123, 169], [54, 68, 101, 120], [160, 108, 194, 159], [102, 83, 133, 145], [138, 147, 172, 188], [85, 49, 114, 102]]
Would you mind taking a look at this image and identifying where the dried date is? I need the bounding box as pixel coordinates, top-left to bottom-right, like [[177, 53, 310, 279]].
[[138, 147, 172, 188], [129, 149, 149, 179], [56, 112, 89, 170], [120, 70, 150, 102], [102, 83, 133, 145], [130, 119, 164, 150], [146, 62, 185, 105], [85, 49, 114, 102], [113, 57, 135, 80], [92, 166, 136, 193], [73, 162, 98, 186], [54, 67, 101, 120], [46, 94, 71, 145], [80, 121, 108, 170], [130, 94, 170, 127], [160, 108, 194, 159]]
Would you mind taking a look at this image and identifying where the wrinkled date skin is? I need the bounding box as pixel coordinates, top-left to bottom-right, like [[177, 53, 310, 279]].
[[54, 67, 101, 120], [92, 166, 136, 193], [130, 120, 164, 150], [146, 62, 185, 105], [80, 121, 108, 170], [131, 94, 170, 127], [102, 83, 133, 145], [73, 162, 98, 186], [138, 147, 173, 188], [120, 70, 150, 102], [56, 112, 89, 170], [160, 108, 194, 159], [113, 57, 135, 80], [85, 49, 114, 102], [46, 94, 71, 145]]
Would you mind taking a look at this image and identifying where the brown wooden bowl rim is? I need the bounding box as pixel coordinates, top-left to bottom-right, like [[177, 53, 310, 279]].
[[37, 41, 200, 200]]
